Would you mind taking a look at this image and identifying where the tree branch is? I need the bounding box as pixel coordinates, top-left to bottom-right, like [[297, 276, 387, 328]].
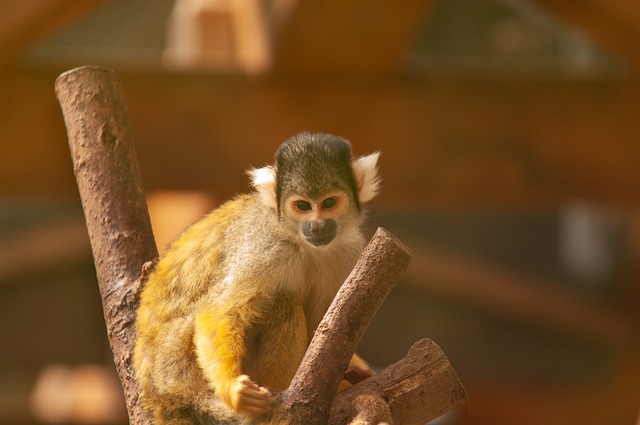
[[55, 66, 156, 425], [279, 227, 413, 424]]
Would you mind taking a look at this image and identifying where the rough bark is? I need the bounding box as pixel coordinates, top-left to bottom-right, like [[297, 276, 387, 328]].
[[330, 338, 468, 425], [55, 66, 157, 425]]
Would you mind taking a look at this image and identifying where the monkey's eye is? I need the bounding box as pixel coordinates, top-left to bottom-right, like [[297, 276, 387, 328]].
[[321, 198, 337, 209], [296, 201, 312, 211]]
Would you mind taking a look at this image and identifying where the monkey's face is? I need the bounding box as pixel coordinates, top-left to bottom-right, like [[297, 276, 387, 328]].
[[284, 191, 353, 247]]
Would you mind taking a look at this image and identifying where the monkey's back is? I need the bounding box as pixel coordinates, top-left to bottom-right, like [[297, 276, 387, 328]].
[[134, 194, 281, 417]]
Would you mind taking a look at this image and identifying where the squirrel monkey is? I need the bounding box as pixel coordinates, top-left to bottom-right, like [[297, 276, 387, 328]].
[[134, 132, 381, 424]]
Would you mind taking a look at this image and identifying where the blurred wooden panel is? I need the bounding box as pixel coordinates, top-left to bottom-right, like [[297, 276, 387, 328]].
[[535, 0, 640, 74], [1, 70, 639, 209], [273, 0, 433, 74], [0, 0, 105, 68]]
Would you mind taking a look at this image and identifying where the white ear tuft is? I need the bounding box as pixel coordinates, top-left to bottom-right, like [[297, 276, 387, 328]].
[[248, 166, 277, 210], [353, 152, 381, 203]]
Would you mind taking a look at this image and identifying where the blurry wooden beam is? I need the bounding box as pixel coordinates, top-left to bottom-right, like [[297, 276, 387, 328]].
[[0, 191, 218, 284], [0, 217, 91, 284], [621, 211, 640, 314], [273, 0, 434, 75], [535, 0, 640, 75], [2, 70, 640, 207], [0, 0, 105, 69], [403, 239, 634, 346]]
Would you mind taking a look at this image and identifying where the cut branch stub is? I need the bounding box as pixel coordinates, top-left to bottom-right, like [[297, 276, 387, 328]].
[[330, 338, 469, 425], [55, 66, 157, 425]]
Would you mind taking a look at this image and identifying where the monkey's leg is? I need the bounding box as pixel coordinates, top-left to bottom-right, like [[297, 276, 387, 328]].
[[194, 305, 273, 416], [251, 298, 308, 391], [151, 405, 204, 425]]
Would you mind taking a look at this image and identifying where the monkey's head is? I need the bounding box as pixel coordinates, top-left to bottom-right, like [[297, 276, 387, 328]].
[[249, 132, 380, 247]]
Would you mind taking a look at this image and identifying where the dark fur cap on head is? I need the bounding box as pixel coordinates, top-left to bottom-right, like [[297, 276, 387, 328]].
[[248, 132, 380, 214], [275, 132, 361, 211]]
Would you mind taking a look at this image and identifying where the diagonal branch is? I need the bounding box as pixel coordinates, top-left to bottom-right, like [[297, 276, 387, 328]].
[[279, 227, 413, 424]]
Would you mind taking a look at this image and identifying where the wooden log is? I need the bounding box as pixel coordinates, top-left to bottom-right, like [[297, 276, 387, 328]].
[[330, 339, 468, 425], [55, 66, 157, 425]]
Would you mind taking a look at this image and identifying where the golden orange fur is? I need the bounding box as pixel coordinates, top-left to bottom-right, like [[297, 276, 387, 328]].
[[134, 134, 380, 424]]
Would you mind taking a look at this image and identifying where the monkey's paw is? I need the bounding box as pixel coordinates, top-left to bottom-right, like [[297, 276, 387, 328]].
[[228, 374, 274, 416]]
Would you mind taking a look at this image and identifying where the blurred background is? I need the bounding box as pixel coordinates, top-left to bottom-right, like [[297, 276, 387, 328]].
[[1, 0, 639, 424]]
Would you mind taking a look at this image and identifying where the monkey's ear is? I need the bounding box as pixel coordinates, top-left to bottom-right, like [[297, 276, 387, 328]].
[[352, 152, 381, 203], [248, 166, 278, 210]]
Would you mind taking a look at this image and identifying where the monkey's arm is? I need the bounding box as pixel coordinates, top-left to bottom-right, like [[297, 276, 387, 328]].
[[194, 304, 273, 416]]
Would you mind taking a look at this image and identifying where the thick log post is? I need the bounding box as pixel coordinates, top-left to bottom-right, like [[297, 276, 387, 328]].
[[55, 66, 156, 425]]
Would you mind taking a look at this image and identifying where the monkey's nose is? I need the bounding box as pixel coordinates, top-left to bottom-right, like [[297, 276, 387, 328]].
[[301, 219, 337, 246]]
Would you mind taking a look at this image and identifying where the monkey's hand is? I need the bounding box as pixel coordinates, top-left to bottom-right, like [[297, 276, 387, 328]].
[[228, 374, 274, 416]]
